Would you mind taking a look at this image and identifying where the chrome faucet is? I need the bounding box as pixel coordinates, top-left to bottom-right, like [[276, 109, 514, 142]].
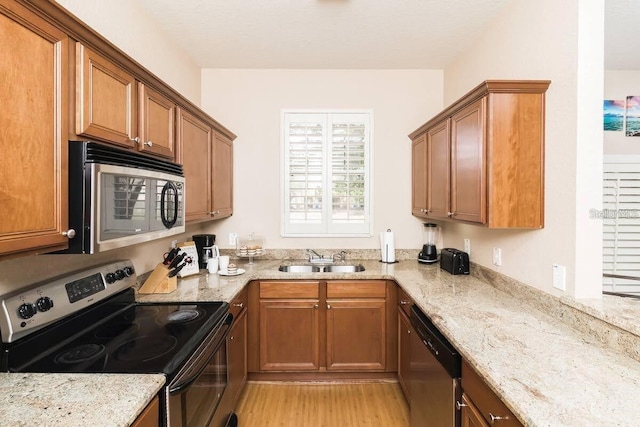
[[307, 249, 324, 262], [331, 250, 348, 262]]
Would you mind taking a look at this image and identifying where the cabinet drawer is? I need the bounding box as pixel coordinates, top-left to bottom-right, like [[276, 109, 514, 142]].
[[462, 360, 522, 427], [230, 287, 247, 318], [260, 281, 319, 299], [327, 281, 386, 298], [397, 287, 413, 317]]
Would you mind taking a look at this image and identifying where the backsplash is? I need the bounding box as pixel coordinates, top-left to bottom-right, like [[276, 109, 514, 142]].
[[218, 248, 419, 261], [472, 263, 640, 363]]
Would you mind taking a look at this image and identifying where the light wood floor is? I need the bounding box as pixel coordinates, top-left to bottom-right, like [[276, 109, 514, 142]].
[[235, 381, 410, 426]]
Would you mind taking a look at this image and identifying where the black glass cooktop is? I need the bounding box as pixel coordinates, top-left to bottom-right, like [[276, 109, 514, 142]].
[[1, 289, 228, 378]]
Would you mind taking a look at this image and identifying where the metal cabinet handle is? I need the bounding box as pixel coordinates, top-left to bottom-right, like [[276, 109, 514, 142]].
[[62, 229, 76, 239], [313, 304, 319, 309], [129, 137, 140, 144], [230, 335, 234, 340], [400, 300, 411, 305], [489, 413, 509, 424], [327, 304, 331, 310], [144, 140, 153, 147], [233, 302, 244, 308], [209, 211, 216, 216], [447, 211, 454, 217], [424, 339, 439, 355], [456, 400, 467, 411]]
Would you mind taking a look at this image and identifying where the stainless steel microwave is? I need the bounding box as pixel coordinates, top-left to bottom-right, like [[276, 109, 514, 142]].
[[65, 142, 185, 254]]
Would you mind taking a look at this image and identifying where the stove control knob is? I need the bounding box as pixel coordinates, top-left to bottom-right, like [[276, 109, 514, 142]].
[[105, 272, 117, 284], [36, 297, 54, 312], [123, 266, 135, 277], [115, 269, 125, 280], [18, 303, 37, 319]]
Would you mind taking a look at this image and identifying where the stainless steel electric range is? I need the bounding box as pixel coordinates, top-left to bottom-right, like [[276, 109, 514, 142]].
[[0, 259, 236, 427]]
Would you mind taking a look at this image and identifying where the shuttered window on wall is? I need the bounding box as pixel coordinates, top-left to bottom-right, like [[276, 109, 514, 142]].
[[603, 157, 640, 294], [281, 110, 372, 237]]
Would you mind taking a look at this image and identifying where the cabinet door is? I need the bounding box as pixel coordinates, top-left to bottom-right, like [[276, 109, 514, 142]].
[[177, 108, 212, 222], [131, 396, 159, 427], [76, 43, 137, 148], [227, 308, 247, 405], [451, 98, 486, 223], [0, 1, 69, 256], [461, 394, 489, 427], [138, 83, 175, 159], [398, 309, 412, 402], [426, 119, 450, 219], [212, 132, 233, 219], [259, 300, 320, 371], [326, 299, 386, 371], [411, 134, 428, 216]]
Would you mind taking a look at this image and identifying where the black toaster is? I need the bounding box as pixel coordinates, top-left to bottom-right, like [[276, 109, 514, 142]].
[[440, 248, 470, 275]]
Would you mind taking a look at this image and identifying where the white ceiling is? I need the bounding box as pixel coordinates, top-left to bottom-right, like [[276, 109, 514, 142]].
[[136, 0, 638, 70]]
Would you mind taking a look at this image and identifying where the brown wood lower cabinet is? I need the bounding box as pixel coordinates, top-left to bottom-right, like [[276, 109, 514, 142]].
[[248, 280, 397, 377], [131, 396, 159, 427], [461, 360, 522, 427], [397, 286, 414, 402], [258, 281, 320, 371], [227, 288, 248, 406]]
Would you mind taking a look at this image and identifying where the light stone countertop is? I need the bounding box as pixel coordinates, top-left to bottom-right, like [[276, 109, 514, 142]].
[[0, 373, 165, 426], [137, 258, 640, 427]]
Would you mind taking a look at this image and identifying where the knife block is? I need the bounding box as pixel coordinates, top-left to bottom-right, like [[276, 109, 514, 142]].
[[138, 263, 177, 294]]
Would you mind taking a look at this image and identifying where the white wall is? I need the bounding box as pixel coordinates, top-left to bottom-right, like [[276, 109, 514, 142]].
[[604, 70, 640, 154], [442, 0, 604, 298], [200, 69, 443, 250], [54, 0, 201, 105]]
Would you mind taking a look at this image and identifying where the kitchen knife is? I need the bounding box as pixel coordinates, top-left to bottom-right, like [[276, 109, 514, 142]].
[[168, 252, 187, 269], [163, 247, 180, 265], [168, 261, 187, 278]]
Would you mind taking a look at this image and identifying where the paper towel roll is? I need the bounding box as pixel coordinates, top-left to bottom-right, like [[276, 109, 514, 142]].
[[380, 229, 396, 263]]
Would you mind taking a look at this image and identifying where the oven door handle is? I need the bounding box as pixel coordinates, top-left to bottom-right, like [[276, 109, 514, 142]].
[[168, 312, 233, 395]]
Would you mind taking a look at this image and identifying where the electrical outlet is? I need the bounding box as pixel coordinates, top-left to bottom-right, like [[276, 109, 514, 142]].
[[229, 232, 238, 246], [170, 239, 178, 249], [492, 247, 502, 266], [552, 264, 566, 291], [463, 239, 471, 255]]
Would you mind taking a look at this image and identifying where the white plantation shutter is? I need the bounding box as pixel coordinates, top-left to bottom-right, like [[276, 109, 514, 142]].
[[282, 110, 372, 236], [603, 157, 640, 294]]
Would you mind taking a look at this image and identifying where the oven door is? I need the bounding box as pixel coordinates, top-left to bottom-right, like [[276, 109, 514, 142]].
[[167, 313, 233, 427]]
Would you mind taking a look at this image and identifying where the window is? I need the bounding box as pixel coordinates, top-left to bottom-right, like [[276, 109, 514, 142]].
[[603, 156, 640, 295], [281, 110, 372, 237]]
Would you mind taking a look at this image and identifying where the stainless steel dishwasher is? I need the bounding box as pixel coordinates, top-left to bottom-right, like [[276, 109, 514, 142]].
[[410, 305, 461, 427]]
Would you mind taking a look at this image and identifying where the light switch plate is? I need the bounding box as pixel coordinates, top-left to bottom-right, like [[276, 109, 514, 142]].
[[229, 232, 238, 246], [552, 264, 566, 291]]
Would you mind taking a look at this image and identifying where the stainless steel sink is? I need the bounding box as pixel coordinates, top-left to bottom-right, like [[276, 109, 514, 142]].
[[278, 264, 365, 273], [323, 264, 366, 273], [278, 265, 322, 273]]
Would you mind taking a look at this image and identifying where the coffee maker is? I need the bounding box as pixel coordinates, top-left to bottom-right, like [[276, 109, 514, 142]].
[[192, 234, 216, 269], [418, 223, 440, 263]]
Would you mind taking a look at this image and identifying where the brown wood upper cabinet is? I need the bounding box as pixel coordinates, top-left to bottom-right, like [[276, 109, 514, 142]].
[[138, 83, 176, 159], [178, 108, 233, 222], [0, 0, 70, 257], [75, 43, 138, 149], [76, 44, 178, 160], [410, 80, 550, 228]]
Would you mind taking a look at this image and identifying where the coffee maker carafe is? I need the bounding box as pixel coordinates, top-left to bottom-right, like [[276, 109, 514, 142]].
[[418, 223, 440, 263], [192, 234, 217, 269]]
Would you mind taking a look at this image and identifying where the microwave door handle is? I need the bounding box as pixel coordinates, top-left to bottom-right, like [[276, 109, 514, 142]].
[[160, 181, 178, 228]]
